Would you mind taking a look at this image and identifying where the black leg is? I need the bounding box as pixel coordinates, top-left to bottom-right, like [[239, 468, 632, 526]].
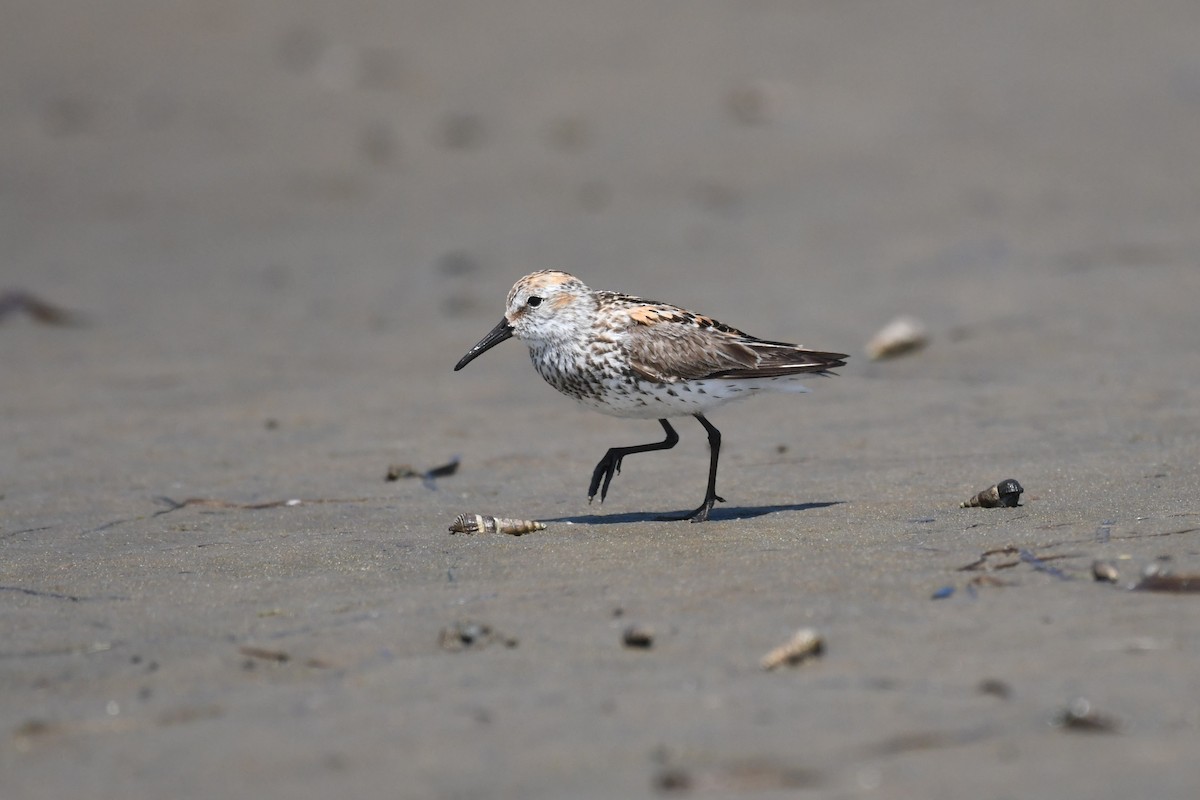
[[589, 419, 679, 504], [657, 414, 726, 522]]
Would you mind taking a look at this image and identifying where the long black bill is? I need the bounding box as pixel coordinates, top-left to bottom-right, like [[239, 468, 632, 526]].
[[454, 318, 514, 371]]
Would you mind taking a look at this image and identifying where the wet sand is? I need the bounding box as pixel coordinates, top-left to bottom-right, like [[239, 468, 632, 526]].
[[3, 2, 1200, 797]]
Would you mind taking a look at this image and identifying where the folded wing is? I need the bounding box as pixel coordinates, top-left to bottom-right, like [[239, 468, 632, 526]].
[[622, 304, 848, 383]]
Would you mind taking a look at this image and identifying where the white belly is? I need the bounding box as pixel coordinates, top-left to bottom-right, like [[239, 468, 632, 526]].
[[573, 376, 811, 419]]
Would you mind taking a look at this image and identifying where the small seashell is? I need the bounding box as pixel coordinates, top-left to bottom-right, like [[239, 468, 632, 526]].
[[1091, 560, 1120, 583], [761, 628, 824, 671], [448, 513, 547, 536], [961, 478, 1024, 508], [1055, 697, 1119, 733], [621, 624, 655, 649], [1133, 570, 1200, 593], [866, 316, 928, 360]]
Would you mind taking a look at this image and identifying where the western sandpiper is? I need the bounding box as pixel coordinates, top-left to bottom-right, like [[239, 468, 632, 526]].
[[454, 270, 847, 522]]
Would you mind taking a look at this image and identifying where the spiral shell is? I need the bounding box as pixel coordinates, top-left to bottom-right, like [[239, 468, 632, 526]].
[[448, 513, 547, 536], [960, 478, 1024, 508]]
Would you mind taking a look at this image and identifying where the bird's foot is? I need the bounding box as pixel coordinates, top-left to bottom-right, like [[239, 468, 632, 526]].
[[655, 494, 726, 523], [587, 453, 624, 504]]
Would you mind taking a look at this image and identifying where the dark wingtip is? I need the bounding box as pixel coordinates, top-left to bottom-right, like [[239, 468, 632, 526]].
[[817, 352, 849, 371]]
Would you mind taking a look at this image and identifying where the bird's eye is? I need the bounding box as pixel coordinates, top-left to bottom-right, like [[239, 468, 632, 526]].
[[527, 296, 543, 307]]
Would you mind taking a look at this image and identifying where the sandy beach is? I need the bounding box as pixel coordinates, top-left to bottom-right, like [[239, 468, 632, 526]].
[[3, 2, 1200, 797]]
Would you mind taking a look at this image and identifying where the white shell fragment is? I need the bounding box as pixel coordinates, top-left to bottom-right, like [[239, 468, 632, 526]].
[[760, 627, 824, 671], [448, 513, 547, 536], [865, 316, 928, 360]]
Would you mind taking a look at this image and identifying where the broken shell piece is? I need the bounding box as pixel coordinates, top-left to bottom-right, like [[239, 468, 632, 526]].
[[866, 316, 928, 360], [438, 620, 518, 651], [448, 513, 546, 536], [1092, 560, 1120, 583], [961, 479, 1024, 508], [385, 463, 420, 481], [761, 628, 824, 671]]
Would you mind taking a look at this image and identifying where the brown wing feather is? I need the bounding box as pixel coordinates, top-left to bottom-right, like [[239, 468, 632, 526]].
[[623, 307, 848, 383], [706, 344, 849, 379]]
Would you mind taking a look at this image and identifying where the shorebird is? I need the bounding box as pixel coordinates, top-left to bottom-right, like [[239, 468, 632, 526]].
[[454, 270, 847, 521]]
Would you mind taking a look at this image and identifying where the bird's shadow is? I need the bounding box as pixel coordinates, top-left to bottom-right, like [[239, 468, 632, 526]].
[[544, 500, 843, 526]]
